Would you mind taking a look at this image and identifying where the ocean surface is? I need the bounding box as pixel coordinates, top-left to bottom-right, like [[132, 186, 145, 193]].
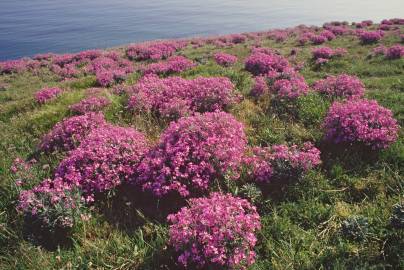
[[1, 0, 403, 60]]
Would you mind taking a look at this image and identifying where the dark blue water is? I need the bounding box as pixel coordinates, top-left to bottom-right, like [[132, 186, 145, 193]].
[[1, 0, 403, 60]]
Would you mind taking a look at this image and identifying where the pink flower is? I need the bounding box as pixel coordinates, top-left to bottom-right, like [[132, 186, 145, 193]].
[[136, 112, 247, 197], [168, 192, 261, 269], [69, 96, 111, 114], [214, 52, 238, 67], [313, 74, 365, 99], [35, 87, 63, 104], [128, 75, 239, 119], [55, 125, 149, 197], [323, 99, 398, 149], [245, 49, 290, 76], [38, 112, 106, 153]]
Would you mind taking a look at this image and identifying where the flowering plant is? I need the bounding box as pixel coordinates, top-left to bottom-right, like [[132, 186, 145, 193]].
[[246, 143, 321, 183], [35, 87, 63, 104], [323, 99, 399, 149], [55, 125, 149, 199], [38, 112, 106, 153], [313, 74, 365, 99], [214, 52, 238, 67], [168, 192, 261, 269], [128, 75, 239, 118], [69, 96, 111, 114], [136, 112, 247, 197]]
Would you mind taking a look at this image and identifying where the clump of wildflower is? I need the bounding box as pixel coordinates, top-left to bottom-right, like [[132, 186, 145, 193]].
[[0, 59, 29, 74], [142, 56, 195, 75], [271, 71, 309, 99], [246, 142, 321, 183], [168, 192, 261, 269], [372, 45, 387, 56], [250, 76, 269, 97], [136, 112, 247, 197], [358, 30, 384, 44], [69, 96, 111, 114], [214, 52, 238, 67], [17, 178, 85, 232], [385, 45, 404, 59], [245, 50, 290, 76], [323, 99, 398, 149], [126, 41, 186, 61], [35, 87, 63, 104], [310, 35, 328, 45], [128, 75, 239, 119], [312, 47, 346, 60], [313, 74, 365, 99], [55, 125, 149, 199], [38, 112, 106, 153]]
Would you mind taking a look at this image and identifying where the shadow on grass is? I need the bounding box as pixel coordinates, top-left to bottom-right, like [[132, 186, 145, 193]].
[[95, 183, 187, 233]]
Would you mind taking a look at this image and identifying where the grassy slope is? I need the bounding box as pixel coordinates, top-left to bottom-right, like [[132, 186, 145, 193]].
[[0, 24, 403, 269]]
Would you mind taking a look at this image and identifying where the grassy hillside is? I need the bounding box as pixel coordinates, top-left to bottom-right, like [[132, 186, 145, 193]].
[[0, 20, 403, 269]]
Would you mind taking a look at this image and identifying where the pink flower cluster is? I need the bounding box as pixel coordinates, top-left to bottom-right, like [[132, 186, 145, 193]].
[[0, 59, 30, 74], [34, 87, 63, 104], [214, 52, 238, 67], [354, 20, 373, 29], [312, 47, 347, 64], [69, 96, 111, 114], [136, 112, 247, 197], [38, 112, 106, 153], [126, 41, 187, 60], [245, 49, 290, 76], [55, 125, 149, 198], [358, 30, 384, 44], [271, 71, 309, 99], [141, 56, 195, 75], [246, 48, 309, 100], [17, 177, 82, 229], [385, 45, 404, 59], [323, 99, 399, 149], [246, 143, 321, 183], [128, 75, 240, 118], [250, 76, 269, 97], [313, 74, 365, 99], [88, 55, 134, 86], [168, 192, 261, 269]]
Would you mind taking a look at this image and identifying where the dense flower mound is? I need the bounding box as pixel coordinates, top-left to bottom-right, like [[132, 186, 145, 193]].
[[246, 142, 321, 183], [312, 47, 347, 65], [313, 74, 365, 99], [271, 71, 309, 99], [244, 49, 290, 76], [38, 112, 106, 153], [128, 75, 239, 118], [385, 45, 404, 59], [136, 112, 247, 197], [250, 76, 269, 97], [214, 52, 238, 67], [142, 56, 195, 75], [69, 96, 111, 114], [167, 192, 261, 269], [88, 56, 134, 86], [17, 177, 83, 229], [358, 30, 384, 44], [34, 87, 63, 104], [55, 125, 149, 198], [323, 99, 399, 149], [0, 59, 33, 74], [126, 40, 187, 60], [312, 47, 347, 60]]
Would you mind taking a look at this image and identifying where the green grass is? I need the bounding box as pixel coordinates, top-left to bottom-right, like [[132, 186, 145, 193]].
[[0, 23, 403, 269]]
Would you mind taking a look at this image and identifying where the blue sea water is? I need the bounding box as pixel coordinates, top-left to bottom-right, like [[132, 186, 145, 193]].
[[1, 0, 403, 60]]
